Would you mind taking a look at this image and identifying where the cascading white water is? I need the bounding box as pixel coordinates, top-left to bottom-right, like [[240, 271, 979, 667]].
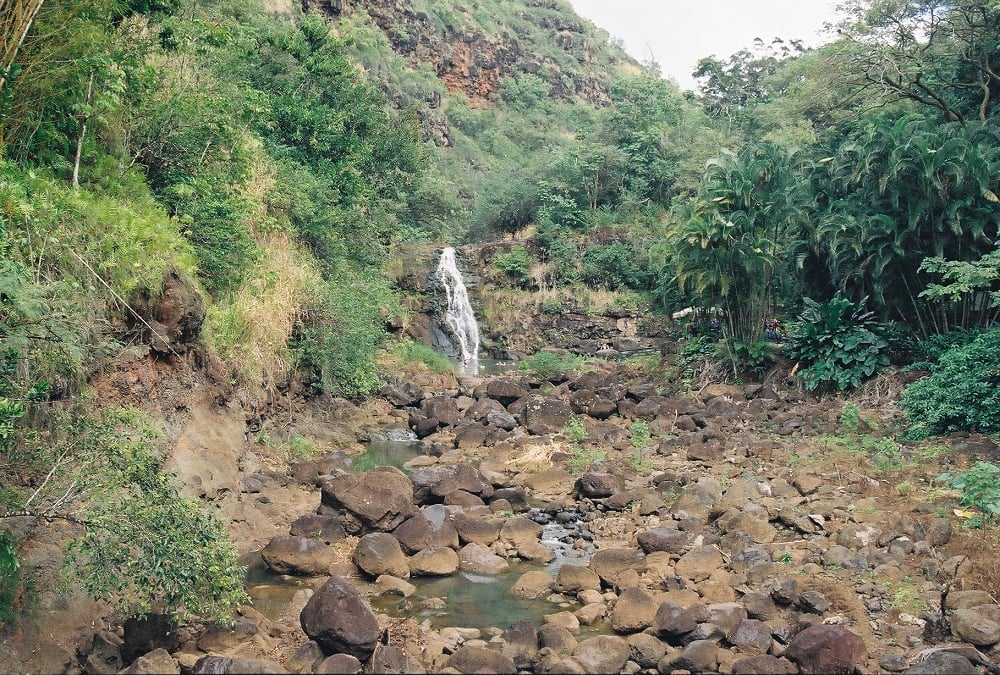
[[436, 247, 480, 375]]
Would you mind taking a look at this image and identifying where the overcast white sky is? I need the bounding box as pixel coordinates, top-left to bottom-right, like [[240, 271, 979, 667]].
[[567, 1, 843, 91]]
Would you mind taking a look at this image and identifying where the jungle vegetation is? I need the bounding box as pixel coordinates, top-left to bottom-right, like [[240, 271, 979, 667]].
[[0, 0, 998, 628]]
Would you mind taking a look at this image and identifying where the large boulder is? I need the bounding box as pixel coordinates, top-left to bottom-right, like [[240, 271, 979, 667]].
[[574, 472, 624, 499], [572, 635, 631, 674], [520, 395, 572, 435], [785, 624, 868, 674], [392, 506, 459, 553], [408, 546, 460, 576], [260, 535, 336, 576], [485, 378, 529, 405], [288, 514, 346, 544], [446, 645, 516, 674], [353, 532, 410, 578], [300, 577, 380, 660], [458, 542, 509, 574], [320, 467, 415, 531]]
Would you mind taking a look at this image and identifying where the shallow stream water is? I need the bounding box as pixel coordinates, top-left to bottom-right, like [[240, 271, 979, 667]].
[[245, 435, 600, 633]]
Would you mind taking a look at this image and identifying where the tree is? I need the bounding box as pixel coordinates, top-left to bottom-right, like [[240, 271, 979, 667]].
[[0, 0, 44, 155], [662, 142, 815, 347], [832, 0, 1000, 122]]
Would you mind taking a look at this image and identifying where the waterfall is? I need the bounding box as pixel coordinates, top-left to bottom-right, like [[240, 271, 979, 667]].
[[436, 247, 480, 375]]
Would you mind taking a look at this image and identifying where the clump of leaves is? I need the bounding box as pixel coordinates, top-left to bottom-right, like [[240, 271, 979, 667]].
[[727, 337, 776, 380], [784, 293, 888, 391], [564, 416, 590, 442], [901, 328, 1000, 436], [493, 245, 532, 285], [937, 461, 1000, 528]]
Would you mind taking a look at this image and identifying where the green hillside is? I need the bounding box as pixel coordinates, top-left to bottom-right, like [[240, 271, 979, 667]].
[[1, 0, 999, 630]]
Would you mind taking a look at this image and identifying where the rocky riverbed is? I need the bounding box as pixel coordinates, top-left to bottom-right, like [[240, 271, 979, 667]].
[[11, 355, 1000, 674]]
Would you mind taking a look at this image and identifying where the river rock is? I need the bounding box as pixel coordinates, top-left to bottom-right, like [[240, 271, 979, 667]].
[[458, 542, 509, 574], [492, 486, 529, 511], [320, 467, 415, 531], [784, 624, 867, 674], [731, 654, 798, 674], [520, 395, 572, 434], [353, 532, 410, 578], [518, 539, 556, 562], [572, 635, 631, 673], [653, 601, 704, 640], [637, 527, 687, 554], [300, 577, 380, 659], [729, 618, 773, 654], [590, 547, 646, 587], [627, 632, 666, 668], [196, 616, 258, 653], [610, 587, 658, 633], [485, 378, 528, 405], [904, 651, 978, 674], [569, 389, 618, 419], [315, 654, 362, 674], [284, 641, 324, 674], [574, 472, 625, 498], [539, 623, 578, 653], [190, 656, 282, 674], [707, 602, 748, 634], [950, 606, 1000, 646], [408, 546, 460, 576], [421, 396, 460, 426], [446, 645, 516, 674], [450, 423, 487, 452], [123, 649, 179, 675], [367, 645, 413, 674], [452, 513, 503, 546], [501, 620, 539, 670], [431, 463, 494, 498], [675, 545, 724, 582], [393, 506, 460, 553], [668, 639, 719, 673], [555, 564, 602, 594], [289, 514, 346, 544], [261, 535, 336, 576], [575, 602, 605, 626], [499, 515, 543, 546], [511, 570, 554, 598]]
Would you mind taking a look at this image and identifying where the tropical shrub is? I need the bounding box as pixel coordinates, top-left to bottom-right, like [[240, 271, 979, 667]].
[[494, 245, 532, 285], [784, 293, 889, 391], [901, 328, 1000, 436], [581, 241, 647, 290]]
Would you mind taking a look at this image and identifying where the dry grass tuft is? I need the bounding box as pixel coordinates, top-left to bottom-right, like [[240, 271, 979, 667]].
[[204, 234, 322, 408], [506, 440, 564, 473]]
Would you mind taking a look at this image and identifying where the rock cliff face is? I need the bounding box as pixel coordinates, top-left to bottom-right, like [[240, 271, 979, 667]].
[[304, 0, 622, 107]]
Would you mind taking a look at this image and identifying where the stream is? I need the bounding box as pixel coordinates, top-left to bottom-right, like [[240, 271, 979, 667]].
[[244, 435, 601, 634]]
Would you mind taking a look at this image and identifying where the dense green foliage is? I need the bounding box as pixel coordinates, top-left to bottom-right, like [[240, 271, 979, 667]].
[[901, 328, 1000, 436], [784, 294, 889, 391]]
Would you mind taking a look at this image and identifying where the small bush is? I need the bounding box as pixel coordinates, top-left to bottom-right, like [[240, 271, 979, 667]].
[[519, 350, 581, 381], [564, 416, 589, 442], [938, 461, 1000, 528], [901, 328, 1000, 435], [727, 337, 776, 380], [493, 245, 532, 284], [784, 294, 888, 391]]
